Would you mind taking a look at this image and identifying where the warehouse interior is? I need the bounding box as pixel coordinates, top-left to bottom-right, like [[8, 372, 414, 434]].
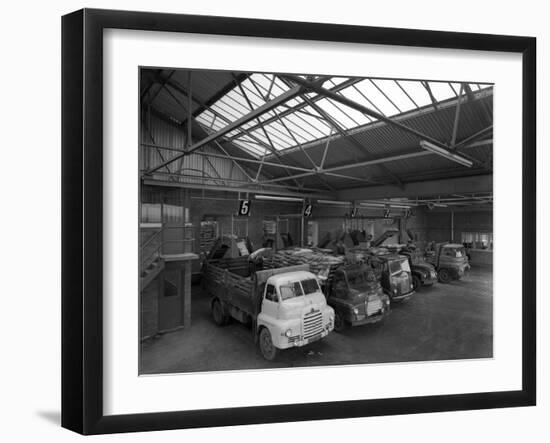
[[138, 69, 493, 372]]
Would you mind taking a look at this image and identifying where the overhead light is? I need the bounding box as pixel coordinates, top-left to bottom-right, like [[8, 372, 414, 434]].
[[420, 140, 473, 167], [388, 204, 412, 209], [360, 202, 411, 209], [255, 194, 304, 202], [359, 202, 385, 208], [317, 199, 352, 206], [426, 202, 448, 209]]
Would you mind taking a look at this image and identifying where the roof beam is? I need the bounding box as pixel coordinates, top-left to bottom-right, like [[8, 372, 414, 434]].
[[337, 174, 493, 200], [226, 78, 362, 141], [142, 178, 332, 199], [145, 85, 304, 174], [281, 74, 449, 150], [258, 150, 429, 185]]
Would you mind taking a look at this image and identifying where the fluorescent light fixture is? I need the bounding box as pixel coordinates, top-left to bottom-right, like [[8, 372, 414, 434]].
[[317, 199, 352, 206], [254, 194, 304, 202], [360, 202, 411, 209], [359, 202, 385, 208], [420, 140, 473, 167]]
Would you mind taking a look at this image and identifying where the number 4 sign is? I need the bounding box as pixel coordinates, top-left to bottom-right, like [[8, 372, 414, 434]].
[[303, 204, 313, 217], [238, 199, 251, 216]]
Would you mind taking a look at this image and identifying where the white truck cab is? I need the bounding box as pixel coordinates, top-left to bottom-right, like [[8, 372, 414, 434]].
[[257, 270, 335, 360]]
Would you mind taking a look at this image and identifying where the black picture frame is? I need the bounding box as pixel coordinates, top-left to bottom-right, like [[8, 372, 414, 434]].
[[61, 8, 536, 435]]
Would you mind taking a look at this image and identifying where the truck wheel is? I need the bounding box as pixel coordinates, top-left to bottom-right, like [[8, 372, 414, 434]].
[[438, 269, 451, 284], [211, 299, 229, 326], [412, 275, 422, 291], [259, 328, 278, 361], [334, 311, 347, 332]]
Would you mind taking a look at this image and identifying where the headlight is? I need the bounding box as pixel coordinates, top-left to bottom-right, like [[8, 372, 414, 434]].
[[352, 307, 359, 315], [393, 288, 397, 294], [285, 329, 292, 337]]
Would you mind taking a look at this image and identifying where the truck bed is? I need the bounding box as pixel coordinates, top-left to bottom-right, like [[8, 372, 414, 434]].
[[203, 258, 310, 319]]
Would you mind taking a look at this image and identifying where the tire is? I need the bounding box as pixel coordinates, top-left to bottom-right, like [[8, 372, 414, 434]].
[[438, 268, 451, 284], [259, 327, 278, 361], [412, 275, 422, 291], [211, 299, 229, 326], [334, 310, 348, 332]]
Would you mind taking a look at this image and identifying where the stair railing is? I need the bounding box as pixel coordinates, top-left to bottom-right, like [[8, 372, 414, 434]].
[[140, 229, 163, 272]]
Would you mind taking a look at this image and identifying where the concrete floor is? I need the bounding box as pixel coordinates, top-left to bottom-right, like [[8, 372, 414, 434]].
[[140, 266, 493, 374]]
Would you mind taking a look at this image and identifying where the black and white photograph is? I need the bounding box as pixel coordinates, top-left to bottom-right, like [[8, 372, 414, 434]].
[[138, 68, 494, 374]]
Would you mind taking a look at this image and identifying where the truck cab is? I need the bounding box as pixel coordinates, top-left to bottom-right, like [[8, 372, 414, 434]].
[[398, 245, 438, 291], [257, 270, 335, 360], [425, 243, 470, 283], [326, 264, 390, 331], [370, 252, 415, 302]]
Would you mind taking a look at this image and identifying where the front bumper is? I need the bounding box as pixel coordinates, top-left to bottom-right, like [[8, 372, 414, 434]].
[[279, 328, 331, 349], [349, 307, 390, 326], [391, 289, 414, 301]]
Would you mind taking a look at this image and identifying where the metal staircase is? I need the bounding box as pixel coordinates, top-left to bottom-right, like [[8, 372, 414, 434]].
[[140, 229, 165, 291]]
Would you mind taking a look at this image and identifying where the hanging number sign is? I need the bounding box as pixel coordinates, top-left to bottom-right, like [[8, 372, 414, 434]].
[[383, 208, 391, 219], [238, 199, 251, 216], [405, 208, 412, 219], [303, 204, 313, 217], [350, 207, 358, 218]]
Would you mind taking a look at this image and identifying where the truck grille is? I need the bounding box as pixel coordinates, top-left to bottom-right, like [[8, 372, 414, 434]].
[[303, 310, 323, 340], [366, 299, 382, 316]]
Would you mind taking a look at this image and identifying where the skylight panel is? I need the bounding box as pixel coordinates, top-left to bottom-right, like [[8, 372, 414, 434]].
[[281, 105, 331, 139], [327, 77, 351, 87], [336, 86, 377, 122], [275, 116, 316, 144], [217, 97, 249, 119], [272, 76, 292, 95], [370, 79, 417, 113], [261, 123, 296, 147], [449, 83, 463, 96], [210, 102, 241, 123], [426, 81, 455, 102], [249, 74, 274, 96], [353, 80, 398, 116], [329, 88, 372, 124], [233, 140, 267, 157], [396, 80, 432, 108], [223, 90, 254, 114], [266, 119, 302, 143], [239, 80, 267, 107]]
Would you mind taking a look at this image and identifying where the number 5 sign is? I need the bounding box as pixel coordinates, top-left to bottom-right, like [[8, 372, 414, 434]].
[[238, 199, 251, 216]]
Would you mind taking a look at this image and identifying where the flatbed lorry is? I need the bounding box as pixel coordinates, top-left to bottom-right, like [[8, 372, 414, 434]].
[[203, 259, 334, 360]]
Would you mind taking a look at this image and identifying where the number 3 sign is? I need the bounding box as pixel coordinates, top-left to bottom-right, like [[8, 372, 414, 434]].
[[238, 199, 251, 216]]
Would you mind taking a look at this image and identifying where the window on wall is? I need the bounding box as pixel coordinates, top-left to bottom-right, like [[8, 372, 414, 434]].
[[461, 232, 493, 250]]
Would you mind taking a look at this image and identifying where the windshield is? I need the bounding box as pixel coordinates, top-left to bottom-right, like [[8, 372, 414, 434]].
[[444, 247, 466, 258], [388, 258, 411, 275], [280, 279, 319, 300], [345, 269, 369, 290], [301, 278, 320, 295]]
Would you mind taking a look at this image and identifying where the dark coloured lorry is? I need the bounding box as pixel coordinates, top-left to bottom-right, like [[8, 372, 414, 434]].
[[425, 242, 470, 283], [349, 247, 415, 302], [322, 263, 390, 331]]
